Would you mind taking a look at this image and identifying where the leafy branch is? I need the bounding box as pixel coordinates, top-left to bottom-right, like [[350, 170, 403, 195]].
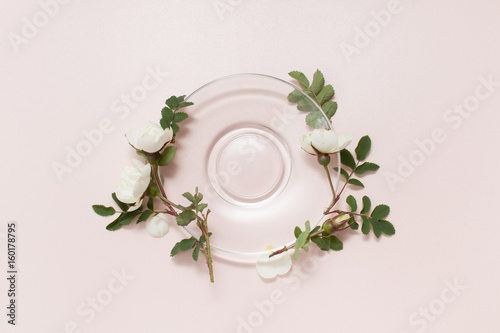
[[92, 96, 215, 282]]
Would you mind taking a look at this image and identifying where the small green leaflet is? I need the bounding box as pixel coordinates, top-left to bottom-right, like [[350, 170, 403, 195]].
[[159, 146, 177, 166], [170, 237, 197, 256], [355, 136, 371, 161], [92, 205, 116, 217], [322, 101, 337, 119], [310, 70, 325, 95], [340, 149, 356, 169], [355, 162, 380, 175], [137, 210, 154, 224], [306, 111, 326, 128], [347, 179, 364, 187], [316, 85, 334, 105], [346, 195, 357, 212], [176, 211, 196, 226], [288, 71, 310, 89], [371, 204, 390, 220], [360, 196, 371, 214]]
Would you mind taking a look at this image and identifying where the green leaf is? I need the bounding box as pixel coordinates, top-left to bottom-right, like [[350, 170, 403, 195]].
[[159, 118, 168, 130], [346, 195, 357, 212], [296, 221, 311, 247], [171, 123, 180, 134], [173, 112, 188, 123], [379, 220, 396, 236], [289, 71, 310, 89], [340, 149, 356, 169], [322, 101, 337, 119], [92, 205, 116, 216], [287, 89, 304, 103], [350, 220, 359, 230], [192, 244, 201, 261], [371, 205, 390, 220], [310, 70, 325, 95], [297, 98, 317, 112], [176, 210, 197, 226], [355, 136, 371, 161], [306, 111, 325, 128], [147, 196, 154, 211], [333, 167, 350, 180], [294, 226, 302, 238], [293, 247, 300, 260], [311, 236, 331, 251], [370, 219, 382, 238], [348, 179, 364, 187], [137, 210, 154, 224], [316, 84, 335, 105], [106, 218, 122, 231], [118, 209, 142, 226], [195, 192, 203, 203], [161, 107, 174, 124], [159, 146, 177, 166], [112, 193, 129, 211], [360, 196, 371, 214], [355, 162, 380, 175], [361, 216, 371, 235], [182, 192, 196, 203], [328, 236, 343, 251], [170, 237, 197, 256], [196, 203, 208, 212], [165, 96, 179, 109], [178, 101, 194, 108]]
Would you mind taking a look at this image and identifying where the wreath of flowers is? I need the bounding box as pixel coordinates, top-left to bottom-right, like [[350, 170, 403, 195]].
[[92, 70, 395, 283]]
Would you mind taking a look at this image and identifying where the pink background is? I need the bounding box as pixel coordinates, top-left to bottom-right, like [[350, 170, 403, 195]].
[[2, 1, 500, 332]]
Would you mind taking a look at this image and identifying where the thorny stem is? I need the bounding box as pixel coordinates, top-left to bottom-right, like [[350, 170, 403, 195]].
[[197, 215, 214, 283], [152, 163, 214, 282]]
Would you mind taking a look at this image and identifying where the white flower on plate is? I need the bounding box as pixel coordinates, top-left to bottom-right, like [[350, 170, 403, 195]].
[[146, 214, 170, 238], [256, 247, 292, 279], [126, 122, 173, 153], [115, 159, 151, 204], [300, 128, 352, 155]]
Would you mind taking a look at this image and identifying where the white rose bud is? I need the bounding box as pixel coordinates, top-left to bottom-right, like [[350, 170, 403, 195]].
[[126, 122, 173, 153], [146, 214, 171, 238], [300, 129, 352, 155], [115, 159, 151, 204]]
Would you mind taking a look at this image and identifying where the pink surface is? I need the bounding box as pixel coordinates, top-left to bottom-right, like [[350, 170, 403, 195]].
[[1, 1, 500, 332]]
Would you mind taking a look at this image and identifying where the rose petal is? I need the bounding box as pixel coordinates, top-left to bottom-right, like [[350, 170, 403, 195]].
[[256, 250, 292, 279]]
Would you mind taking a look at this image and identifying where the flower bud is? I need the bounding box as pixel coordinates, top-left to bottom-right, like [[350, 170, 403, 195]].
[[317, 154, 331, 166]]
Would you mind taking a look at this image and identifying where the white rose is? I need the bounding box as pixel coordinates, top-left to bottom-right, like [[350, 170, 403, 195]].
[[146, 214, 170, 238], [300, 129, 352, 155], [126, 122, 173, 153], [115, 159, 151, 204], [256, 248, 292, 279]]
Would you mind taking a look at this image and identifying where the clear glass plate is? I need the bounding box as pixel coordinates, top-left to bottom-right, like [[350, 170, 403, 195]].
[[164, 73, 339, 262]]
